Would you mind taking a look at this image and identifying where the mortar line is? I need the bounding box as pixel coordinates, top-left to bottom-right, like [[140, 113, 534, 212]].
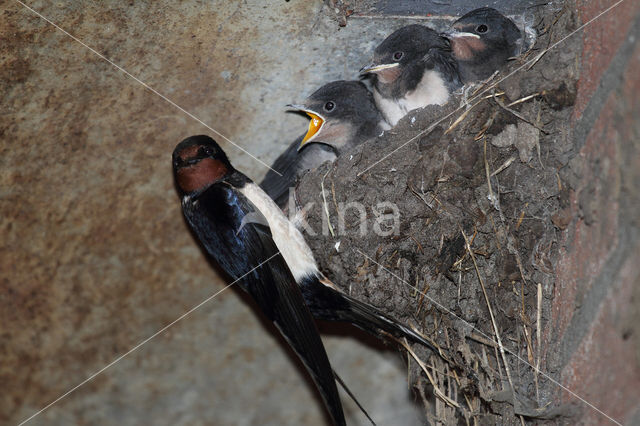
[[17, 252, 282, 425], [13, 0, 282, 176], [356, 249, 622, 425], [357, 0, 628, 177]]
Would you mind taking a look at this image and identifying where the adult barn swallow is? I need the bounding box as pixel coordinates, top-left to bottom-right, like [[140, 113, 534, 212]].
[[360, 25, 461, 126], [177, 136, 438, 351], [445, 7, 522, 83], [173, 135, 346, 425], [260, 80, 388, 208]]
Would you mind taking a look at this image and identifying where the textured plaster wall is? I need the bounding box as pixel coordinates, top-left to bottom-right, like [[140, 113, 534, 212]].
[[0, 1, 437, 424]]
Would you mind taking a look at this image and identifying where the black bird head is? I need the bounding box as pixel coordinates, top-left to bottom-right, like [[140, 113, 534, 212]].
[[288, 80, 383, 152], [445, 7, 521, 81], [360, 25, 450, 85], [172, 135, 233, 195]]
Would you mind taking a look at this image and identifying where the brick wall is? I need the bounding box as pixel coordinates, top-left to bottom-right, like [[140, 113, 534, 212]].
[[547, 1, 640, 424]]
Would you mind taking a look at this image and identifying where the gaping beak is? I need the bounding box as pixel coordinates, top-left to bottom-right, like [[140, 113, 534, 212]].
[[359, 62, 399, 75], [287, 104, 325, 150]]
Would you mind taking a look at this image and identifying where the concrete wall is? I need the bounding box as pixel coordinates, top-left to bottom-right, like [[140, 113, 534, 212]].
[[1, 1, 431, 425]]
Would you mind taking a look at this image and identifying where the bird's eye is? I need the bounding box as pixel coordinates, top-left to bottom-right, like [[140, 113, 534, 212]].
[[393, 51, 403, 61], [324, 101, 335, 112], [476, 24, 488, 34], [199, 146, 214, 157]]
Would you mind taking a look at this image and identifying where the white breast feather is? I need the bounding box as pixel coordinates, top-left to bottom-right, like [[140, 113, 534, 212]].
[[374, 70, 450, 127], [402, 70, 450, 111], [373, 89, 405, 127], [239, 183, 319, 281]]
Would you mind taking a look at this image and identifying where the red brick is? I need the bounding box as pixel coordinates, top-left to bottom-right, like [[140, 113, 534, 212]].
[[573, 0, 640, 120], [545, 40, 640, 424], [560, 246, 640, 425], [547, 38, 640, 363], [550, 89, 620, 342]]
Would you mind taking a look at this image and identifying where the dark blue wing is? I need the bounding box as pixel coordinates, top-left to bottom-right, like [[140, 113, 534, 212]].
[[182, 183, 345, 426]]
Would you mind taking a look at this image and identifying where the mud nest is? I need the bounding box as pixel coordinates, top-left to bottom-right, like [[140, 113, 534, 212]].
[[296, 5, 582, 424]]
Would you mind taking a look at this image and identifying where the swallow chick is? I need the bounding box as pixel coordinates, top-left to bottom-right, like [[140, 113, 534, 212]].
[[260, 80, 388, 208], [360, 25, 461, 126], [444, 7, 522, 83], [173, 135, 346, 426]]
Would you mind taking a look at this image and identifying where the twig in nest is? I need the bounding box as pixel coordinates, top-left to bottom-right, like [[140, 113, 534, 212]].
[[507, 92, 541, 107], [399, 338, 460, 409], [320, 167, 335, 237], [408, 183, 437, 212], [462, 391, 477, 426], [474, 111, 497, 140], [521, 309, 535, 366], [515, 203, 528, 230], [330, 180, 343, 223], [493, 92, 548, 134], [466, 332, 499, 348], [483, 138, 500, 214], [508, 235, 531, 300], [491, 156, 516, 177], [409, 235, 424, 253], [415, 279, 430, 316], [407, 324, 451, 363], [535, 283, 542, 403], [450, 90, 509, 137], [445, 99, 483, 135], [526, 49, 548, 70], [469, 72, 501, 98], [459, 228, 519, 416], [387, 249, 398, 264]]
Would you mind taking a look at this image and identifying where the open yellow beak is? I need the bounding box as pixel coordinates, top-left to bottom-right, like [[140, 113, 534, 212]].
[[301, 112, 324, 147], [287, 104, 325, 150]]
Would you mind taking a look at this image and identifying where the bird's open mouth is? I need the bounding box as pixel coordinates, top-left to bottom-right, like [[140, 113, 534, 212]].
[[287, 104, 325, 149], [302, 111, 324, 145]]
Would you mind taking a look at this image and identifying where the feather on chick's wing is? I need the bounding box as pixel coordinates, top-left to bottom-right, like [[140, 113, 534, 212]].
[[260, 135, 336, 207]]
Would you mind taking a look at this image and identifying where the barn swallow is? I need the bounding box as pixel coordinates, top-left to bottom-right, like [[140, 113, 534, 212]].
[[177, 136, 439, 351], [360, 25, 461, 126], [260, 80, 388, 208], [173, 135, 346, 426], [444, 7, 522, 83]]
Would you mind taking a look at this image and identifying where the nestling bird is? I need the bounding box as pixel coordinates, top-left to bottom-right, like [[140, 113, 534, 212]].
[[360, 25, 461, 126], [444, 7, 522, 83], [173, 135, 346, 426], [260, 80, 388, 208]]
